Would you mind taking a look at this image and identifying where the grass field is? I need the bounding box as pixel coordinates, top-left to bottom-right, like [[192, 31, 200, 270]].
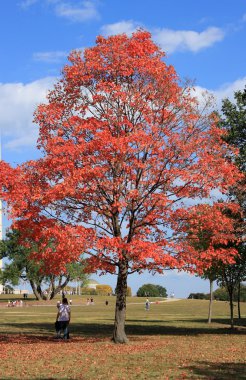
[[0, 295, 245, 379]]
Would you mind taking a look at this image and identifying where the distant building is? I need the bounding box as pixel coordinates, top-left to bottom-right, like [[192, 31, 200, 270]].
[[86, 279, 100, 289], [2, 287, 29, 295], [13, 289, 29, 295]]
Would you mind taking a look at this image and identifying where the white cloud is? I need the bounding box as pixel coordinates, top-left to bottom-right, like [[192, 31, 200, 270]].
[[20, 0, 100, 22], [193, 76, 246, 109], [100, 20, 141, 37], [213, 77, 246, 102], [101, 21, 225, 54], [55, 1, 100, 22], [33, 47, 85, 63], [0, 77, 55, 150], [1, 74, 245, 151], [153, 26, 225, 53], [33, 50, 68, 63], [20, 0, 38, 8]]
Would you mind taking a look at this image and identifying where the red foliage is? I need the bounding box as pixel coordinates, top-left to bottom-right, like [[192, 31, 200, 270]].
[[173, 202, 241, 274], [0, 31, 240, 276]]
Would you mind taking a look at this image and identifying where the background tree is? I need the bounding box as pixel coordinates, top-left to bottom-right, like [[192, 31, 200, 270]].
[[181, 202, 241, 325], [0, 229, 88, 300], [137, 283, 167, 297], [221, 86, 246, 173], [96, 284, 113, 296], [80, 287, 97, 295], [187, 293, 209, 300], [215, 251, 246, 326], [219, 86, 246, 319], [213, 284, 246, 302], [0, 31, 239, 343]]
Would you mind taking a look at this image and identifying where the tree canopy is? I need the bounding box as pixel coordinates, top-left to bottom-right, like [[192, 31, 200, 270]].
[[0, 229, 88, 300], [137, 283, 167, 297], [0, 30, 240, 342], [220, 86, 246, 172]]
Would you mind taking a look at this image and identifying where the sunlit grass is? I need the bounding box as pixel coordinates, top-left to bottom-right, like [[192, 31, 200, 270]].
[[0, 296, 245, 379]]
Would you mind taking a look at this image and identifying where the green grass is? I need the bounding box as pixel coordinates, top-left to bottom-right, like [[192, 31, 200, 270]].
[[0, 295, 245, 379]]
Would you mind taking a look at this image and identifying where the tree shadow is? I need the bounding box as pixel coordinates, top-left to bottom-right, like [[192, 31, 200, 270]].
[[186, 361, 246, 380], [177, 317, 246, 326], [2, 320, 246, 341], [125, 322, 245, 336], [0, 333, 108, 344], [1, 322, 113, 339]]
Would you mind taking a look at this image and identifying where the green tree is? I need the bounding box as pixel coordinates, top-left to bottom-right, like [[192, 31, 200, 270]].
[[213, 284, 246, 302], [136, 283, 167, 297], [0, 229, 88, 300], [220, 87, 246, 319], [213, 287, 229, 301], [187, 293, 209, 300], [221, 87, 246, 172]]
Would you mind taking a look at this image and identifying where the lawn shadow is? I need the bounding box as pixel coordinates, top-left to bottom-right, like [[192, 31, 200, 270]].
[[125, 322, 246, 336], [2, 320, 246, 341], [0, 333, 108, 344], [189, 317, 246, 327], [186, 361, 246, 380]]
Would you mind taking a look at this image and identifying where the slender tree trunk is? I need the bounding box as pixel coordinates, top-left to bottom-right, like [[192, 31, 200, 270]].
[[49, 276, 70, 300], [46, 278, 54, 300], [112, 261, 128, 343], [36, 284, 48, 300], [223, 270, 234, 329], [228, 289, 234, 329], [208, 279, 213, 324], [29, 280, 41, 300], [237, 282, 241, 320]]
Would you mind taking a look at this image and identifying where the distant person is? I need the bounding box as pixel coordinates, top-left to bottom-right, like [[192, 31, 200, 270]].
[[90, 297, 94, 305], [145, 298, 150, 311], [105, 300, 109, 306], [86, 298, 90, 305], [57, 300, 61, 309], [56, 297, 71, 340]]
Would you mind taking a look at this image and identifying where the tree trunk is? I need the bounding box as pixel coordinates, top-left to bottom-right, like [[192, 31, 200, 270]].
[[223, 270, 235, 329], [46, 279, 54, 300], [237, 282, 241, 320], [36, 284, 48, 300], [208, 279, 213, 324], [49, 276, 70, 300], [29, 280, 41, 300], [228, 289, 234, 329], [112, 261, 128, 343]]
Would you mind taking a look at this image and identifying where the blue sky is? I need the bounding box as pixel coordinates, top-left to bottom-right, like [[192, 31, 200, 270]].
[[1, 0, 246, 297]]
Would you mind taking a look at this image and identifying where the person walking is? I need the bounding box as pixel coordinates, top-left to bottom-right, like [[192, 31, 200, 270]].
[[145, 298, 150, 311], [56, 297, 71, 340]]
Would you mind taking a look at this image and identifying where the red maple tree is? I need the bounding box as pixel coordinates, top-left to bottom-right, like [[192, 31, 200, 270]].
[[176, 202, 240, 273], [0, 31, 240, 342]]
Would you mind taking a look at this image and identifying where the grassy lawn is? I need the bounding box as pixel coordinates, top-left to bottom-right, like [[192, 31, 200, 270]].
[[0, 295, 245, 379]]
